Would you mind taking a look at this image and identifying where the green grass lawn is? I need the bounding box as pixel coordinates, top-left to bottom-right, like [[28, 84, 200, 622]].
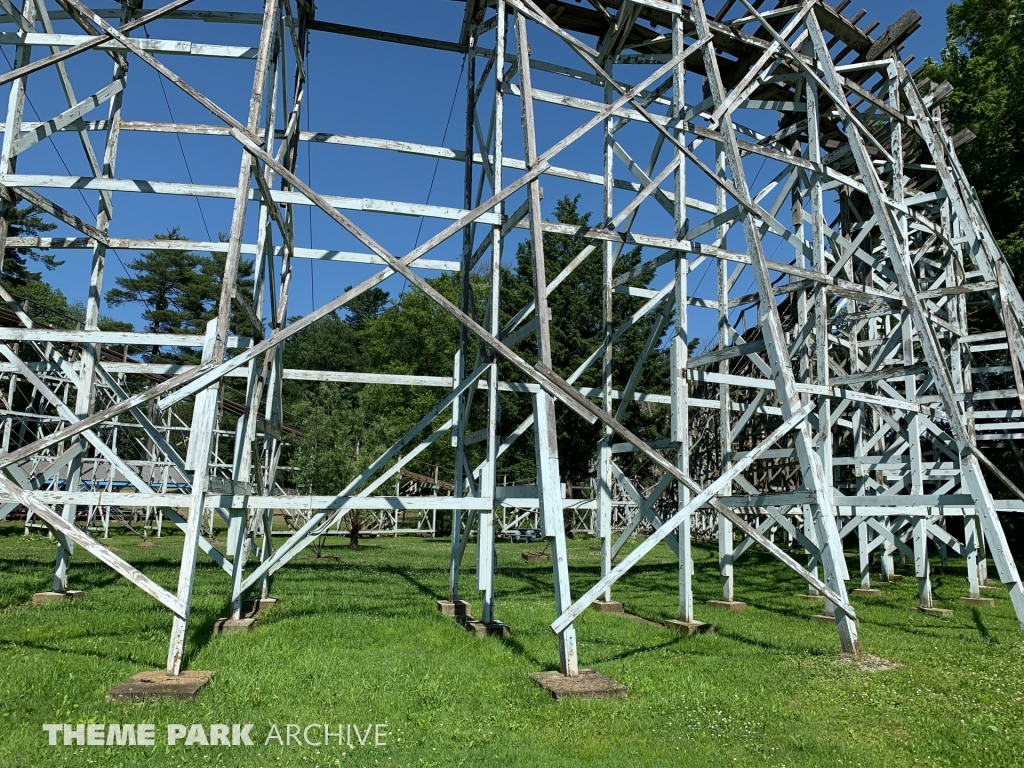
[[1, 523, 1022, 767]]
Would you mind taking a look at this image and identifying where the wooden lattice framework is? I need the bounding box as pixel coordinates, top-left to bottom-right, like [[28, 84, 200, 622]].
[[2, 0, 1024, 680]]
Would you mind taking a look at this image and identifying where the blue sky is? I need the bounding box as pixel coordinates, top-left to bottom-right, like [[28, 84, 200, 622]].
[[0, 1, 954, 337]]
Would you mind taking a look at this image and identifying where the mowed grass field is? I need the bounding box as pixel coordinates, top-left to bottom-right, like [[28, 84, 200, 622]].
[[1, 523, 1023, 767]]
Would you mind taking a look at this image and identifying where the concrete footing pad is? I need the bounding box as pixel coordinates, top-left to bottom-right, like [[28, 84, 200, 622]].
[[591, 600, 624, 613], [211, 617, 256, 635], [522, 550, 551, 563], [794, 593, 825, 601], [465, 620, 510, 639], [960, 596, 996, 608], [106, 670, 214, 703], [706, 600, 746, 612], [32, 590, 84, 605], [851, 589, 883, 598], [664, 619, 713, 636], [436, 599, 472, 623], [530, 669, 627, 701], [436, 600, 511, 637], [979, 584, 1000, 592], [916, 607, 953, 618], [243, 597, 278, 614]]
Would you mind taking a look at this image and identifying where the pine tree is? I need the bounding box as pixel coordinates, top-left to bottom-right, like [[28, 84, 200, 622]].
[[105, 227, 204, 356], [0, 203, 59, 287], [343, 286, 389, 329], [104, 228, 255, 359], [500, 194, 664, 490]]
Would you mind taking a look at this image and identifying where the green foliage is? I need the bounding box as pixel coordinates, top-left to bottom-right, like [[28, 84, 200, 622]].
[[924, 0, 1024, 272], [359, 274, 467, 379], [289, 384, 391, 495], [278, 196, 667, 498], [499, 194, 667, 488], [0, 203, 81, 331], [280, 274, 479, 496], [0, 203, 59, 287], [282, 311, 360, 374], [924, 1, 1024, 552], [104, 228, 254, 359], [343, 285, 389, 329], [3, 271, 128, 332]]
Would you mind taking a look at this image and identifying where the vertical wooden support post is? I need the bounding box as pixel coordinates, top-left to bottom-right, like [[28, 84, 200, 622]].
[[449, 24, 474, 609], [461, 27, 495, 625], [879, 528, 896, 582], [258, 5, 310, 580], [167, 320, 219, 675], [809, 73, 845, 612], [448, 41, 470, 599], [669, 3, 693, 621], [858, 525, 871, 589], [230, 126, 280, 615], [715, 147, 734, 603], [227, 504, 248, 618], [516, 10, 577, 675], [889, 65, 932, 610], [597, 54, 615, 604], [944, 191, 982, 599], [793, 54, 818, 598], [482, 0, 505, 623], [848, 186, 872, 588], [448, 508, 464, 602], [0, 1, 63, 590], [964, 518, 981, 598], [913, 517, 933, 610], [485, 0, 505, 626]]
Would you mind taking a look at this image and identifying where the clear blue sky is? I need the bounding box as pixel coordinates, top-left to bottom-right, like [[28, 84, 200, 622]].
[[0, 1, 954, 334]]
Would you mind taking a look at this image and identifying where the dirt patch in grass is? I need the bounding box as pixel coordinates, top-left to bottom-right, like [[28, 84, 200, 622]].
[[835, 653, 902, 672]]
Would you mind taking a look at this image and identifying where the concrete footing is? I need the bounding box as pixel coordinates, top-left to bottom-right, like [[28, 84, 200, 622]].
[[706, 600, 746, 612], [32, 590, 84, 605], [244, 597, 278, 614], [436, 599, 472, 622], [664, 619, 713, 636], [211, 617, 256, 635], [916, 607, 953, 618], [437, 600, 505, 635], [960, 596, 996, 608], [465, 620, 510, 639], [979, 584, 1000, 592], [851, 588, 883, 598], [591, 600, 624, 614], [106, 670, 214, 703], [530, 669, 627, 701], [794, 593, 825, 601], [522, 551, 551, 563]]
